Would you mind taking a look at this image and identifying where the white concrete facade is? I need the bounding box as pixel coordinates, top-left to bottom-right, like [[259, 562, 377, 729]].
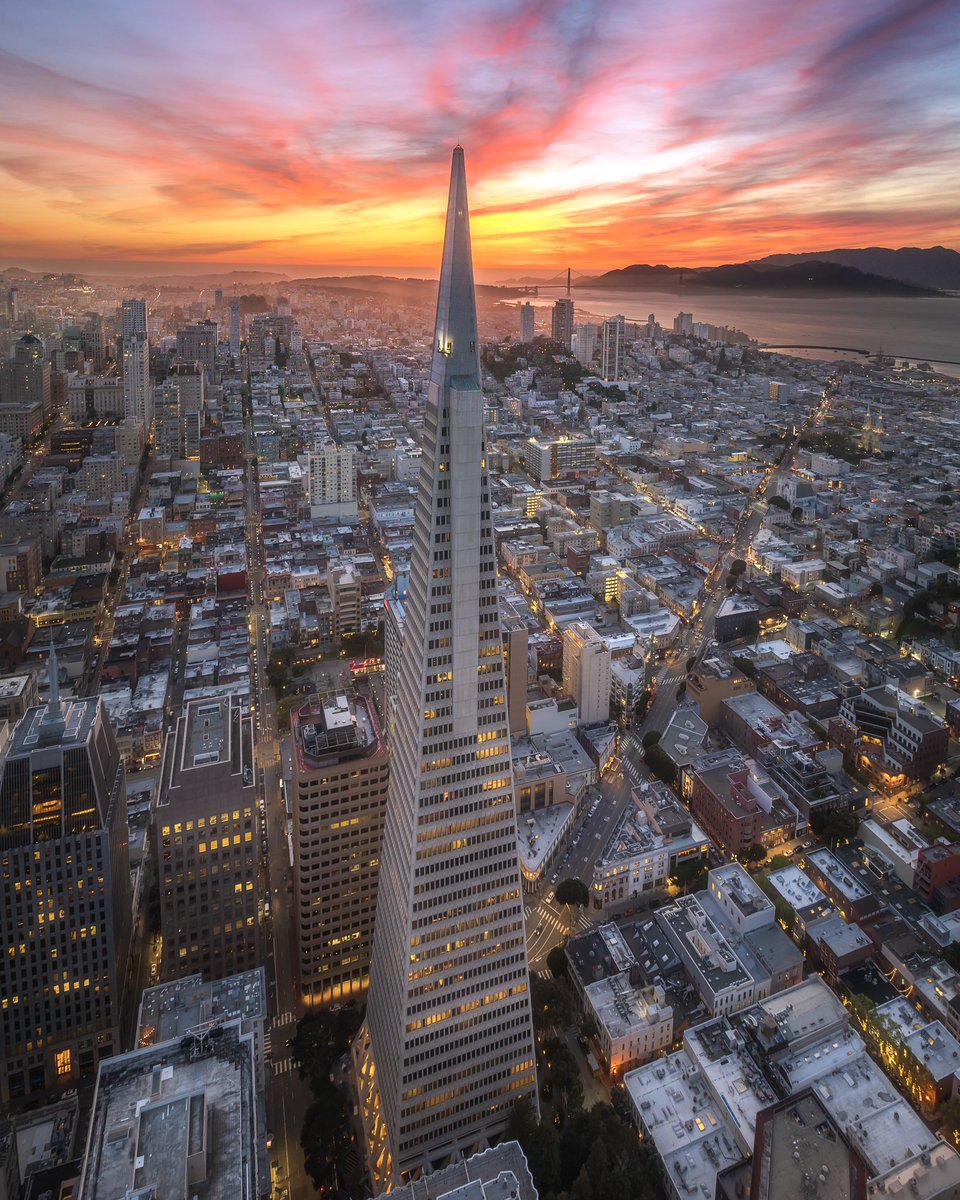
[[355, 149, 538, 1189]]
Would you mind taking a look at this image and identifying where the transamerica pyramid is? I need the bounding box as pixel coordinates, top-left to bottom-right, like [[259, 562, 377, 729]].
[[354, 146, 539, 1188]]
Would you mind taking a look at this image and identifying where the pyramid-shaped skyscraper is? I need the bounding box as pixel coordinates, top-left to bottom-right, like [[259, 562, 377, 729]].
[[354, 147, 539, 1187]]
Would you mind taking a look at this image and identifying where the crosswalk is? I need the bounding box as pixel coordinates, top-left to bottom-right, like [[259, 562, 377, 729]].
[[265, 1010, 299, 1078], [529, 906, 594, 937]]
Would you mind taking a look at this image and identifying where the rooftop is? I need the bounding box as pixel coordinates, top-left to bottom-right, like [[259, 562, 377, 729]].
[[658, 895, 753, 993], [78, 1022, 264, 1200], [372, 1142, 537, 1200], [867, 1142, 960, 1200], [806, 847, 874, 902], [136, 968, 267, 1046], [766, 865, 831, 913], [586, 976, 670, 1041], [625, 1049, 747, 1199], [756, 1091, 863, 1200], [292, 690, 383, 771], [159, 693, 254, 812]]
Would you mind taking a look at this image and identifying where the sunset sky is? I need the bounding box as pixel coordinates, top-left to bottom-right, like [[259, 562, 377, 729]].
[[1, 0, 958, 273]]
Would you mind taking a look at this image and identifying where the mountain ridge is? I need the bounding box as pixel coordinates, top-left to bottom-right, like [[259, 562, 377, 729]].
[[581, 258, 943, 296]]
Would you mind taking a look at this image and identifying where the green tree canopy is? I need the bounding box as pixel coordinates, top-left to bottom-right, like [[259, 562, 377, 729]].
[[644, 744, 678, 785], [547, 944, 570, 978], [556, 878, 590, 907]]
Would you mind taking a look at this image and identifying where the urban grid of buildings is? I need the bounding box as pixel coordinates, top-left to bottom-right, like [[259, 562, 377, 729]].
[[1, 147, 960, 1200]]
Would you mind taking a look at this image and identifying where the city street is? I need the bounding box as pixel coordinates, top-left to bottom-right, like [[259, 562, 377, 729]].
[[243, 396, 313, 1200], [520, 385, 839, 979]]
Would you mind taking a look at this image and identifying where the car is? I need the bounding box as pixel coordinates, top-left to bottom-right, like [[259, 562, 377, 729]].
[[791, 845, 805, 857], [545, 891, 554, 904]]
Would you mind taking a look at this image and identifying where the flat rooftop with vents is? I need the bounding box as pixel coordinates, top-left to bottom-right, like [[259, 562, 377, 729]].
[[77, 1021, 265, 1200]]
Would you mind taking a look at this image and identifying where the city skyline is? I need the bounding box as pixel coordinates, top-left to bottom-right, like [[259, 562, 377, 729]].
[[1, 1, 958, 269]]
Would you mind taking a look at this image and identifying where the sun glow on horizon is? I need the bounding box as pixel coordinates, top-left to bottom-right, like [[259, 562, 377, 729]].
[[0, 0, 958, 271]]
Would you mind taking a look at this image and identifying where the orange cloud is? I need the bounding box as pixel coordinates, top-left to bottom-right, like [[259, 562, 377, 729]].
[[0, 0, 957, 269]]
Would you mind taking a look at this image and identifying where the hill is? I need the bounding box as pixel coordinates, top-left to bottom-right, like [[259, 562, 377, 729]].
[[583, 259, 941, 295], [749, 246, 960, 292]]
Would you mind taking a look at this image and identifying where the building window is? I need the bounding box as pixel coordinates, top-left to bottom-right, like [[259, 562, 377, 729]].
[[56, 1049, 71, 1077]]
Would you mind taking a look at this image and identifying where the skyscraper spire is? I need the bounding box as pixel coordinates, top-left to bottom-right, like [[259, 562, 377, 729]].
[[431, 145, 481, 391], [39, 635, 66, 742], [354, 147, 538, 1189], [48, 636, 60, 712]]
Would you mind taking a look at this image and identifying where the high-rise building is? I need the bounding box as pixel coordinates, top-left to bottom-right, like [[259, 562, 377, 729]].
[[176, 320, 218, 377], [573, 322, 597, 367], [383, 580, 407, 745], [601, 314, 625, 381], [0, 647, 131, 1103], [327, 559, 362, 637], [119, 300, 151, 432], [519, 300, 535, 343], [354, 148, 538, 1188], [303, 441, 357, 517], [501, 603, 531, 739], [292, 692, 389, 1005], [673, 311, 693, 335], [154, 695, 261, 982], [82, 312, 106, 371], [562, 621, 611, 725], [551, 297, 574, 349], [77, 452, 129, 503], [120, 298, 147, 339], [0, 333, 52, 420], [229, 301, 242, 358], [155, 365, 204, 460], [6, 286, 19, 324]]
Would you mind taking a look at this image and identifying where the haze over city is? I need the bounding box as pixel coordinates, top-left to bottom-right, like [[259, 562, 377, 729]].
[[1, 0, 959, 271]]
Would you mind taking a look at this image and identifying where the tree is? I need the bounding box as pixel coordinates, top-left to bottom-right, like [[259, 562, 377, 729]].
[[530, 972, 576, 1033], [556, 878, 590, 908], [730, 558, 747, 576], [509, 1099, 663, 1200], [766, 852, 791, 872], [673, 859, 707, 894], [940, 1096, 960, 1144], [742, 843, 766, 865], [610, 1083, 635, 1127], [644, 743, 677, 785], [641, 730, 662, 750], [819, 808, 859, 845], [547, 944, 569, 978]]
